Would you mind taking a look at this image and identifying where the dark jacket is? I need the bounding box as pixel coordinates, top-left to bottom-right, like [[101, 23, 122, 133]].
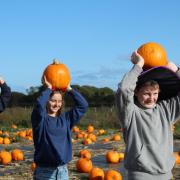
[[31, 88, 88, 167], [0, 83, 11, 113]]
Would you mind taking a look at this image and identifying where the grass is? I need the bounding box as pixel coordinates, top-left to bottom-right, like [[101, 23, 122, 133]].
[[0, 106, 180, 136]]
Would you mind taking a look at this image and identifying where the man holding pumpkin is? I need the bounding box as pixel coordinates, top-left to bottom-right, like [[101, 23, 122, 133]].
[[0, 76, 11, 113], [116, 50, 180, 180]]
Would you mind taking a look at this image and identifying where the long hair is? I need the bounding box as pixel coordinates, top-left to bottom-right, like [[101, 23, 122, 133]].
[[46, 90, 65, 116]]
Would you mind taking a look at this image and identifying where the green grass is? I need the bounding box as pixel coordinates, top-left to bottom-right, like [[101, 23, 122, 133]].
[[0, 106, 180, 136]]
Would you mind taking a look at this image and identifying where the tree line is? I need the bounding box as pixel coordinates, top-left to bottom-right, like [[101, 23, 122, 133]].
[[9, 85, 116, 107]]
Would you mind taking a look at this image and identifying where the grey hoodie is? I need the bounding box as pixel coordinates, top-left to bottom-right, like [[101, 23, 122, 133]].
[[116, 65, 180, 180]]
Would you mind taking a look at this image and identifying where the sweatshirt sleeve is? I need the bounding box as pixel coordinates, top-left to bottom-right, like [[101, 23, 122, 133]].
[[159, 66, 180, 123], [65, 89, 88, 129], [0, 83, 11, 113], [176, 67, 180, 77], [115, 65, 142, 129], [31, 88, 52, 127]]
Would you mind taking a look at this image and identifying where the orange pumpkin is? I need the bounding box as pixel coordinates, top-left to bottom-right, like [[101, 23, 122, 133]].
[[174, 152, 180, 164], [0, 151, 12, 165], [106, 150, 120, 163], [102, 137, 110, 143], [137, 42, 168, 69], [79, 149, 92, 160], [43, 59, 71, 90], [112, 134, 121, 141], [104, 170, 122, 180], [3, 137, 11, 144], [11, 149, 24, 161], [31, 162, 37, 171], [87, 125, 94, 133], [72, 126, 80, 133], [82, 138, 93, 145], [119, 153, 125, 161], [0, 137, 3, 144], [89, 167, 104, 180], [87, 133, 97, 142], [76, 158, 93, 173]]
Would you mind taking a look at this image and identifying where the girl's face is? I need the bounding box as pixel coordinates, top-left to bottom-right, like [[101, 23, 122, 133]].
[[47, 92, 63, 117], [135, 85, 159, 109]]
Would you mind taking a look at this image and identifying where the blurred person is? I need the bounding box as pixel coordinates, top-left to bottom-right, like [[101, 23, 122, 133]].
[[0, 76, 11, 113]]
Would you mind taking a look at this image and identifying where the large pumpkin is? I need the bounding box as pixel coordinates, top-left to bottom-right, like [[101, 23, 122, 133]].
[[43, 59, 71, 90], [76, 158, 93, 173], [137, 42, 168, 69]]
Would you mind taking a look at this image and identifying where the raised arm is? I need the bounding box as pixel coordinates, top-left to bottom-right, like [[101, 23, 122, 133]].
[[115, 51, 143, 128], [0, 77, 11, 113], [65, 87, 88, 129]]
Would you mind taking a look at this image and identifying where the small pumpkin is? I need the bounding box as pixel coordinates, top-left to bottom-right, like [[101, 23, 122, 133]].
[[0, 151, 12, 165], [3, 137, 11, 144], [87, 125, 94, 133], [137, 42, 168, 69], [31, 162, 37, 171], [82, 138, 93, 145], [11, 149, 24, 161], [79, 149, 91, 160], [174, 152, 180, 164], [112, 134, 121, 141], [0, 137, 3, 144], [76, 158, 93, 173], [104, 169, 122, 180], [43, 59, 71, 90], [106, 150, 120, 164], [119, 153, 125, 161], [101, 137, 110, 143], [89, 167, 104, 180]]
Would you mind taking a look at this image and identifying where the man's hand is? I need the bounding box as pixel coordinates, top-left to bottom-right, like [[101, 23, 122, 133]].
[[131, 51, 144, 68], [166, 62, 178, 72]]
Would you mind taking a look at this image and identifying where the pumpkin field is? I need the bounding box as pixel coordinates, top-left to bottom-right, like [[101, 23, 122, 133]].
[[0, 124, 180, 180]]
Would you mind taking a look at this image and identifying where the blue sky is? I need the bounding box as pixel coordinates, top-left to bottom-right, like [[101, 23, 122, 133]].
[[0, 0, 179, 94]]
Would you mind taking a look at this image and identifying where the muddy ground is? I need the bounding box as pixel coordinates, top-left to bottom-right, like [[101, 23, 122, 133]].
[[0, 132, 180, 180]]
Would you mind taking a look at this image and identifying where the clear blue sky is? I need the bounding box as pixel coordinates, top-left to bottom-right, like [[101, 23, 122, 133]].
[[0, 0, 179, 94]]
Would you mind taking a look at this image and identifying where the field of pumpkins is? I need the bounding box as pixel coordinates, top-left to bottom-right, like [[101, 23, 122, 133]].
[[0, 124, 180, 179]]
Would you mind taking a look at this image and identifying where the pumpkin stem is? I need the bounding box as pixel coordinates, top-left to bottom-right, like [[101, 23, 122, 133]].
[[52, 58, 60, 64]]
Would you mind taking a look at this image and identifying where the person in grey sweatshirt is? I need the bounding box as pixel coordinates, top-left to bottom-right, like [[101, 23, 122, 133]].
[[116, 51, 180, 180]]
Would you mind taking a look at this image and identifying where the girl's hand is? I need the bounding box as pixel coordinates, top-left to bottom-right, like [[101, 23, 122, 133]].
[[42, 75, 52, 89], [131, 50, 144, 68]]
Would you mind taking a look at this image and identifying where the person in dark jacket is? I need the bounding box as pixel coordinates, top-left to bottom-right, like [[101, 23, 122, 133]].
[[0, 77, 11, 113], [31, 75, 88, 180]]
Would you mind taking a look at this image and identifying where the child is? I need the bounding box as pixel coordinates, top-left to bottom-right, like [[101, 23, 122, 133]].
[[116, 51, 180, 180], [31, 76, 88, 180], [0, 76, 11, 113]]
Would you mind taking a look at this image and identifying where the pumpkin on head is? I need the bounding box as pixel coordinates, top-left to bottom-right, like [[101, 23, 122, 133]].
[[43, 59, 71, 91], [137, 42, 168, 70]]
